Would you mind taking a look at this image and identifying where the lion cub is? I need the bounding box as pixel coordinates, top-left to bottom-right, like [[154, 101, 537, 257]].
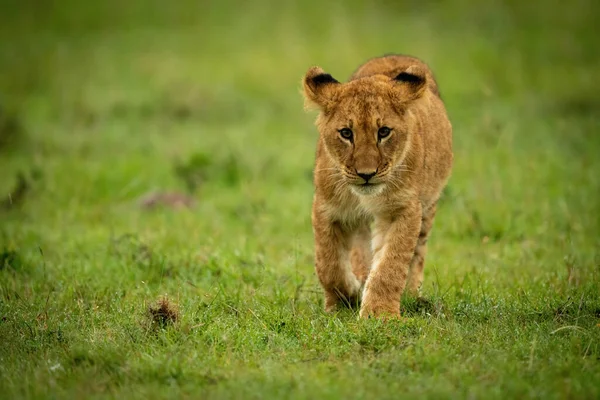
[[302, 54, 452, 318]]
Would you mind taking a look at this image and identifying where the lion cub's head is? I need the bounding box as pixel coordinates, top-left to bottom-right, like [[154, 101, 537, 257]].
[[303, 66, 428, 196]]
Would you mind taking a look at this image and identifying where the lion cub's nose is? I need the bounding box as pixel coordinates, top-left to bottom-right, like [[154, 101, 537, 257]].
[[356, 170, 377, 183]]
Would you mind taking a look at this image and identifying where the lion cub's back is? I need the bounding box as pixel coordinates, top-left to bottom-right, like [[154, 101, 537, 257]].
[[349, 54, 441, 98]]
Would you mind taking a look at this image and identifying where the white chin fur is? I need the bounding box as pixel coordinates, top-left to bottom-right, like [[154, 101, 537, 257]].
[[350, 184, 385, 196]]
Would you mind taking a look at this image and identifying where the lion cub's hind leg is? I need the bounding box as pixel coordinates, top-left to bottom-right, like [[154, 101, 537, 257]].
[[405, 203, 437, 297], [351, 223, 373, 287]]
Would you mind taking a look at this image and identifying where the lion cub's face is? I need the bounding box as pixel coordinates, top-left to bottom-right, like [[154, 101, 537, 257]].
[[303, 67, 427, 196]]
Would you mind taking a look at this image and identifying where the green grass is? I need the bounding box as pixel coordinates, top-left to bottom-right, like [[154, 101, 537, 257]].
[[1, 0, 599, 398]]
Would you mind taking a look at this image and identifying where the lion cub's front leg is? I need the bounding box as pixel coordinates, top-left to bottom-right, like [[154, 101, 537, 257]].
[[313, 205, 361, 311], [360, 203, 422, 318], [350, 223, 372, 285]]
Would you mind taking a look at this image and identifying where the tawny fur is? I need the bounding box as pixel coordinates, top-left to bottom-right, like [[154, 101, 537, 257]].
[[302, 54, 452, 318]]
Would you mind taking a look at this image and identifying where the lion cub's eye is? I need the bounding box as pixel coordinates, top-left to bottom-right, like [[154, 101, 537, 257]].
[[378, 126, 392, 140], [338, 128, 353, 141]]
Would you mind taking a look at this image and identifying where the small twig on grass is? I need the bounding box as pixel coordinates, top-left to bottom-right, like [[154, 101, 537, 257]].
[[247, 307, 268, 331], [224, 303, 241, 317], [550, 325, 588, 335], [186, 280, 199, 289]]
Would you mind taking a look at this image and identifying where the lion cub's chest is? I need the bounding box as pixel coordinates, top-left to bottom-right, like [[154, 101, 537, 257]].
[[321, 187, 389, 226]]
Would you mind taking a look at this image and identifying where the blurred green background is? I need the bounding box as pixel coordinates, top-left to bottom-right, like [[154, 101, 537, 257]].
[[1, 0, 599, 399]]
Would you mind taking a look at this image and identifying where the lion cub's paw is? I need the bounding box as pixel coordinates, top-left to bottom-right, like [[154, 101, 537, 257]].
[[324, 275, 362, 312], [359, 298, 401, 320]]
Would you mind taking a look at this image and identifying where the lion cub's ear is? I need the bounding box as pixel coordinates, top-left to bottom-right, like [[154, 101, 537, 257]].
[[391, 65, 428, 103], [302, 66, 340, 111]]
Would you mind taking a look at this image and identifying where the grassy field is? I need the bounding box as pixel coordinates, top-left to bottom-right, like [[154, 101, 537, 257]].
[[1, 0, 599, 398]]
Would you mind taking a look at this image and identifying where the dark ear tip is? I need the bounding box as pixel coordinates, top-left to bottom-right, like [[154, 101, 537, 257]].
[[394, 65, 427, 84], [394, 71, 424, 83], [305, 66, 339, 87], [311, 73, 339, 85]]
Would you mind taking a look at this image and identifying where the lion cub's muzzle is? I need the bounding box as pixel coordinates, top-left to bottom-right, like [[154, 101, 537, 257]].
[[356, 170, 376, 183], [348, 169, 385, 196]]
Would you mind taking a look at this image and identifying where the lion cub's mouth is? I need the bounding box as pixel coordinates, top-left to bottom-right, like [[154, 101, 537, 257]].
[[350, 182, 384, 196]]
